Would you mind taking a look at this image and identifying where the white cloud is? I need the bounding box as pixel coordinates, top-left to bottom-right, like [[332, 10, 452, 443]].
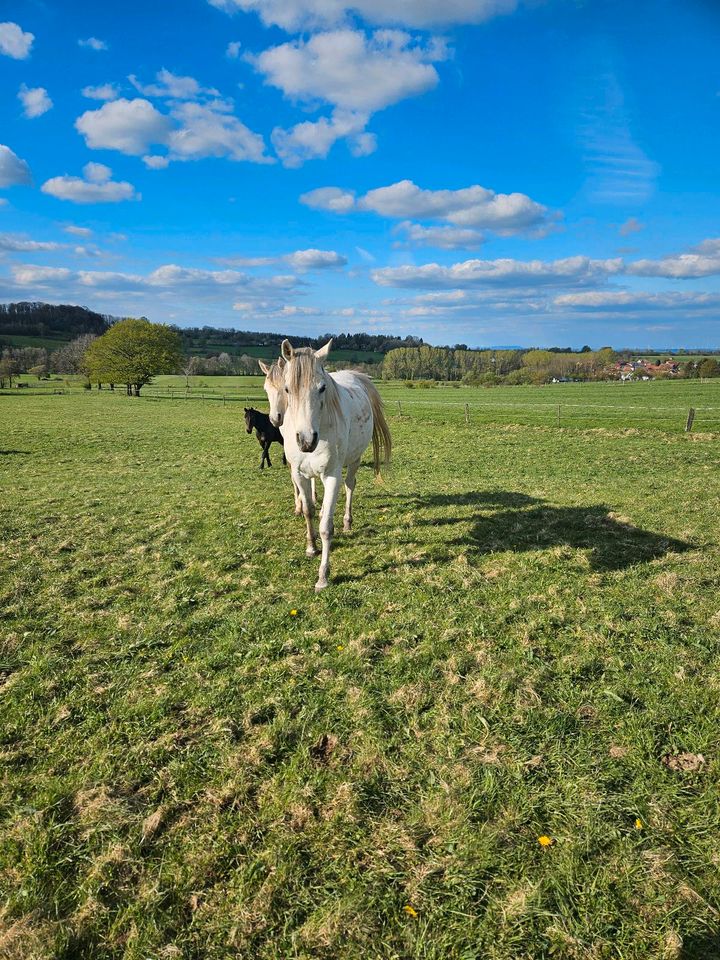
[[143, 155, 171, 169], [252, 30, 443, 114], [628, 239, 720, 279], [167, 101, 270, 163], [75, 96, 270, 165], [226, 41, 242, 58], [300, 186, 356, 213], [372, 256, 624, 289], [0, 22, 34, 59], [76, 98, 172, 155], [129, 69, 219, 100], [554, 291, 720, 312], [82, 83, 121, 101], [394, 221, 485, 249], [18, 84, 52, 118], [0, 145, 32, 188], [12, 265, 73, 285], [224, 248, 346, 270], [79, 37, 108, 51], [618, 217, 643, 237], [64, 225, 93, 237], [272, 110, 372, 167], [208, 0, 517, 30], [41, 163, 139, 204], [302, 179, 553, 235], [0, 234, 64, 252]]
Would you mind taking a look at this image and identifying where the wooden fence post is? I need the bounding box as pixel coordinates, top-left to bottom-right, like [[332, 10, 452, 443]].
[[464, 403, 470, 425], [397, 399, 402, 416], [557, 404, 561, 428], [685, 408, 696, 432]]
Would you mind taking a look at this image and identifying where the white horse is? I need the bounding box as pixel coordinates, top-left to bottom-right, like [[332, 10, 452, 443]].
[[279, 339, 391, 591], [259, 357, 316, 515]]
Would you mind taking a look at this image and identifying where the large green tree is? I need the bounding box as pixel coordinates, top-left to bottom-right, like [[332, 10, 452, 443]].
[[84, 319, 182, 396]]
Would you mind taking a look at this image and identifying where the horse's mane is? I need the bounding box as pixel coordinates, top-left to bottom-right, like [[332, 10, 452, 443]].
[[285, 348, 344, 422]]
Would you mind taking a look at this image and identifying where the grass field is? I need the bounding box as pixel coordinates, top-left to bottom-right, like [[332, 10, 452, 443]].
[[1, 387, 720, 959]]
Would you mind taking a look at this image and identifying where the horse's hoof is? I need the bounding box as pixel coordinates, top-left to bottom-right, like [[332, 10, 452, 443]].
[[315, 579, 328, 592], [343, 521, 352, 533], [306, 546, 320, 558]]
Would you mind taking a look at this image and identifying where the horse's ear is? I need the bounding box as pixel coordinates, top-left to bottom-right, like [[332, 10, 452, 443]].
[[281, 339, 294, 361], [244, 407, 248, 412], [258, 360, 270, 375], [315, 339, 333, 360], [277, 356, 286, 369]]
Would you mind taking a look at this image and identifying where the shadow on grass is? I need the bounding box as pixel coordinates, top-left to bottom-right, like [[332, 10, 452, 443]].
[[679, 931, 720, 959], [344, 488, 694, 579], [0, 449, 31, 455]]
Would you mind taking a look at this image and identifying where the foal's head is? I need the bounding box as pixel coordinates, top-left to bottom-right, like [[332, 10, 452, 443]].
[[243, 407, 256, 434], [259, 358, 286, 427], [281, 339, 340, 453]]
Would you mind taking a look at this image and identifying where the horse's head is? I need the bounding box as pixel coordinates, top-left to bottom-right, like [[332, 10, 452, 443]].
[[281, 339, 335, 453], [259, 358, 286, 427], [243, 407, 254, 433]]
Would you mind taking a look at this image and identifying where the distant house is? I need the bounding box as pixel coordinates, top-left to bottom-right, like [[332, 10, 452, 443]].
[[615, 358, 679, 380]]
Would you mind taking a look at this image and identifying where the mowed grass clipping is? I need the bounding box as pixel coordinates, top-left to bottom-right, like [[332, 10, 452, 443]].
[[1, 390, 720, 960]]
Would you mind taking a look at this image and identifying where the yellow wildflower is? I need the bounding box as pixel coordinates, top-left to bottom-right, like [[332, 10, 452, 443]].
[[538, 835, 554, 847], [403, 905, 418, 918], [337, 644, 344, 650], [635, 818, 643, 830], [290, 609, 298, 616]]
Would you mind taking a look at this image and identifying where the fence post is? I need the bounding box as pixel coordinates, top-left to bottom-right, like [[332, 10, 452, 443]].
[[464, 403, 470, 425], [557, 404, 561, 428], [397, 399, 402, 416], [685, 407, 696, 432]]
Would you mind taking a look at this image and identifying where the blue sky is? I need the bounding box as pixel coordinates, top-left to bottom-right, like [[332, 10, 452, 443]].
[[1, 0, 719, 347]]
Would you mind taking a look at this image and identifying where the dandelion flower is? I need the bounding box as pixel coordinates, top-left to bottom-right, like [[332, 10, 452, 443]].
[[538, 835, 553, 847], [290, 609, 298, 616], [403, 905, 418, 917], [337, 644, 344, 651], [635, 818, 643, 830]]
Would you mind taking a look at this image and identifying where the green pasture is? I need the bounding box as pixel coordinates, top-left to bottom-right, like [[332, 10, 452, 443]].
[[7, 374, 720, 434], [1, 389, 720, 959], [0, 335, 71, 351]]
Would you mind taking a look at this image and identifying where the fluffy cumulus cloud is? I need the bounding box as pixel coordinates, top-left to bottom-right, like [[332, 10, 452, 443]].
[[78, 37, 108, 51], [0, 234, 64, 253], [252, 30, 443, 113], [82, 83, 121, 101], [372, 255, 624, 289], [251, 30, 444, 164], [394, 221, 485, 249], [18, 84, 53, 119], [0, 145, 32, 188], [302, 179, 554, 237], [0, 22, 34, 59], [628, 238, 720, 279], [129, 69, 220, 100], [208, 0, 517, 30], [75, 89, 270, 166], [41, 163, 139, 204]]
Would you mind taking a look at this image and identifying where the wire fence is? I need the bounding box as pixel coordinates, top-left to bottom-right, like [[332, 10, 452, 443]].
[[4, 380, 720, 434]]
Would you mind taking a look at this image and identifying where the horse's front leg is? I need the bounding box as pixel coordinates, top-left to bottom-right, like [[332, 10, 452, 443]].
[[316, 472, 341, 592], [343, 459, 360, 533], [294, 469, 319, 557]]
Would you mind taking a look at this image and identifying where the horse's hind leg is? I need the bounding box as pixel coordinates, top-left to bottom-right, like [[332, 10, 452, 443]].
[[316, 471, 341, 592], [294, 470, 319, 557], [343, 459, 360, 533]]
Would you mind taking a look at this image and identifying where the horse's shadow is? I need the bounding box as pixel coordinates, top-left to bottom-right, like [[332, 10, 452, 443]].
[[346, 489, 693, 578]]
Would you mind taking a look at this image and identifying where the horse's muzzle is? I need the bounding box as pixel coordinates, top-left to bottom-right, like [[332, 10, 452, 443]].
[[297, 432, 318, 453], [270, 414, 283, 428]]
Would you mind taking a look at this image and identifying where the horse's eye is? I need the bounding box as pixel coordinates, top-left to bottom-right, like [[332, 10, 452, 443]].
[[284, 386, 289, 393], [318, 384, 326, 394]]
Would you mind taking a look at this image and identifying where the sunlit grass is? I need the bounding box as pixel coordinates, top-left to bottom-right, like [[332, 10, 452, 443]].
[[1, 391, 719, 958]]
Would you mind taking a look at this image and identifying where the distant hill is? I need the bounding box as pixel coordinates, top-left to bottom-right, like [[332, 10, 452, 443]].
[[0, 302, 112, 341]]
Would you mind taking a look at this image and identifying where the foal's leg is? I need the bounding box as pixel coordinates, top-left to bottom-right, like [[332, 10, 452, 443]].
[[316, 471, 342, 592], [294, 470, 319, 557], [266, 443, 272, 468], [343, 459, 361, 533]]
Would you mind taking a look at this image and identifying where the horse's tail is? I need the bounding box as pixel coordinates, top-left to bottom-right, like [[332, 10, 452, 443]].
[[364, 379, 392, 476]]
